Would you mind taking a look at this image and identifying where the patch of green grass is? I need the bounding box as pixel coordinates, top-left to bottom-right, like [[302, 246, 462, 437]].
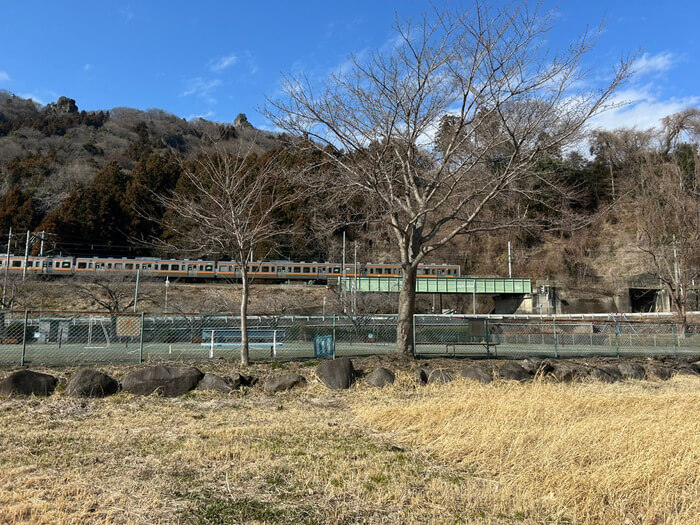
[[181, 496, 320, 525]]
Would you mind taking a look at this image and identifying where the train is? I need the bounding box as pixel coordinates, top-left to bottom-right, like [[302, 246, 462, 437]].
[[0, 255, 461, 281]]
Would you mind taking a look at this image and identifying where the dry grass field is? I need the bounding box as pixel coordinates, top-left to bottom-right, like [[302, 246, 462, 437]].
[[0, 364, 698, 524]]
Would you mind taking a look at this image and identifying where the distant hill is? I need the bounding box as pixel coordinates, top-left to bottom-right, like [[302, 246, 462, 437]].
[[0, 92, 284, 212]]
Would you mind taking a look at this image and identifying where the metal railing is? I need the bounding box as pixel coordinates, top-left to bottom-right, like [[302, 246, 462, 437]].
[[0, 311, 697, 366]]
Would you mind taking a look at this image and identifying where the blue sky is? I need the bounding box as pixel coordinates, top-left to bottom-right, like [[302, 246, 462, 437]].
[[1, 1, 698, 130]]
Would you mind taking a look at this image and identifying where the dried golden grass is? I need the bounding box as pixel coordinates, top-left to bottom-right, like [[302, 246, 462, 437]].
[[0, 370, 698, 524], [356, 375, 700, 524]]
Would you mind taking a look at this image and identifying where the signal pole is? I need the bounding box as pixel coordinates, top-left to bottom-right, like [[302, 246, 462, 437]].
[[22, 231, 30, 281], [2, 228, 11, 308]]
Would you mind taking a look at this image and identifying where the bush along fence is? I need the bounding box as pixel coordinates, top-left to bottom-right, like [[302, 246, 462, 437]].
[[0, 311, 698, 366]]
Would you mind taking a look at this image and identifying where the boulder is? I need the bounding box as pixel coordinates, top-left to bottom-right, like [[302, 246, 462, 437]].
[[497, 362, 532, 382], [264, 374, 306, 393], [121, 366, 203, 397], [460, 365, 493, 384], [551, 363, 589, 382], [588, 366, 621, 383], [365, 367, 395, 388], [228, 372, 257, 389], [415, 368, 430, 385], [617, 362, 646, 380], [197, 373, 233, 393], [645, 364, 673, 381], [316, 358, 355, 390], [66, 369, 120, 397], [0, 370, 58, 396], [427, 369, 453, 384], [520, 358, 553, 376]]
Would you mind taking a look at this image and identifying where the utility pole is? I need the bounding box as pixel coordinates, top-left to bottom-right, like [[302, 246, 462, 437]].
[[507, 241, 512, 278], [22, 231, 30, 281], [133, 268, 141, 312], [39, 231, 45, 257], [353, 241, 358, 315], [341, 231, 346, 313], [164, 276, 170, 313], [2, 228, 11, 308]]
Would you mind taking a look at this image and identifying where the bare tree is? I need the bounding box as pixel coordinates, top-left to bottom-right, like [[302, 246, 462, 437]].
[[637, 116, 700, 323], [159, 146, 299, 366], [266, 2, 632, 354], [72, 274, 155, 313]]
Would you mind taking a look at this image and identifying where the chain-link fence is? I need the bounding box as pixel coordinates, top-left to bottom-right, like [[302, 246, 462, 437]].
[[413, 315, 700, 358], [0, 311, 698, 365]]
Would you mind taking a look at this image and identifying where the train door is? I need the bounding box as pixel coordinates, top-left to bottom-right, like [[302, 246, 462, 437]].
[[187, 264, 199, 277]]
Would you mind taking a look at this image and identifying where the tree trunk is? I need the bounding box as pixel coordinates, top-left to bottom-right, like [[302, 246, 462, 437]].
[[240, 269, 250, 366], [396, 264, 418, 356]]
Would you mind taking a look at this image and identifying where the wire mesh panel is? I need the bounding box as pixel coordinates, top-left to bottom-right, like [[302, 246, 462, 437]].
[[0, 311, 26, 365], [414, 315, 495, 357], [17, 312, 142, 365], [1, 311, 698, 365]]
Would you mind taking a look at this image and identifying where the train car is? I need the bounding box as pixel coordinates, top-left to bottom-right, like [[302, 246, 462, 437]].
[[0, 254, 461, 281]]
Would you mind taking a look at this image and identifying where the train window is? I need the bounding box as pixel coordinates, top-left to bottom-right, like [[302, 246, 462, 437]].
[[12, 260, 21, 267], [78, 262, 87, 269], [107, 263, 113, 269], [205, 265, 213, 271], [125, 263, 133, 270], [169, 264, 178, 271], [89, 262, 94, 269], [115, 263, 122, 269]]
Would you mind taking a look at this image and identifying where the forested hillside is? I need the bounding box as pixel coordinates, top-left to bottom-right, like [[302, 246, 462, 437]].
[[0, 92, 698, 309]]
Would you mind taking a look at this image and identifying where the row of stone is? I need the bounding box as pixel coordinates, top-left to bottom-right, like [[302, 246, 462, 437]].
[[0, 359, 368, 398], [415, 358, 700, 385], [1, 357, 698, 398]]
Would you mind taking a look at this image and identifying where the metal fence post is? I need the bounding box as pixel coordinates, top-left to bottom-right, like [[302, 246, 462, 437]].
[[20, 310, 28, 366], [412, 314, 417, 356], [138, 312, 145, 364], [615, 329, 620, 358], [332, 314, 336, 353], [484, 319, 490, 357], [671, 323, 677, 358], [553, 318, 558, 358]]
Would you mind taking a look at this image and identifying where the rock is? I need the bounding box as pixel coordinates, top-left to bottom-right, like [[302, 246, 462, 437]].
[[316, 358, 355, 390], [197, 373, 233, 393], [460, 365, 493, 384], [690, 361, 700, 374], [365, 367, 395, 388], [427, 369, 453, 384], [0, 370, 58, 396], [230, 372, 257, 388], [551, 363, 589, 382], [588, 366, 621, 383], [264, 374, 306, 393], [645, 364, 673, 380], [121, 366, 203, 397], [415, 368, 430, 385], [497, 362, 532, 382], [66, 369, 120, 397], [520, 358, 553, 375], [617, 362, 646, 380], [233, 113, 253, 129]]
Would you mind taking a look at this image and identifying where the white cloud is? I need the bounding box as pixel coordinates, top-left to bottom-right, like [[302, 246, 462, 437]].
[[632, 51, 677, 77], [0, 70, 10, 83], [209, 54, 238, 72], [18, 93, 45, 105], [183, 78, 222, 105], [186, 111, 215, 121], [589, 85, 700, 131]]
